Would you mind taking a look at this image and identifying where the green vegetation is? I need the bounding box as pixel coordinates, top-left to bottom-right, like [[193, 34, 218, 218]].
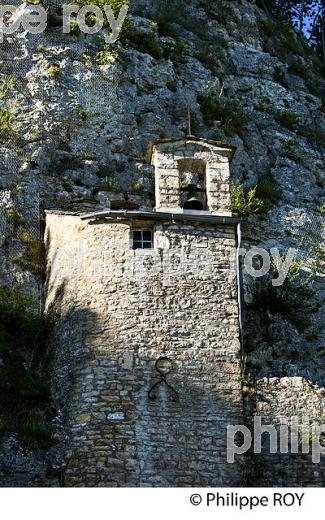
[[62, 180, 74, 193], [153, 0, 213, 41], [6, 208, 25, 228], [240, 355, 257, 396], [153, 0, 191, 38], [275, 110, 299, 131], [78, 108, 87, 121], [195, 41, 226, 71], [317, 63, 325, 79], [12, 232, 46, 276], [0, 78, 17, 146], [47, 11, 62, 28], [240, 355, 250, 386], [231, 174, 282, 218], [29, 127, 42, 142], [69, 19, 81, 36], [274, 65, 289, 87], [48, 64, 61, 79], [230, 183, 266, 218], [75, 0, 129, 16], [257, 0, 324, 62], [282, 135, 299, 156], [36, 44, 47, 53], [198, 92, 250, 136], [260, 18, 293, 43], [307, 237, 325, 277], [131, 181, 144, 192], [94, 46, 118, 64], [300, 124, 325, 145], [75, 0, 131, 40], [47, 0, 130, 35], [10, 184, 22, 197], [260, 16, 313, 60], [124, 16, 184, 62], [162, 38, 185, 61], [80, 41, 119, 66], [83, 152, 97, 160], [243, 335, 256, 353], [254, 173, 282, 209], [105, 174, 119, 192], [0, 286, 54, 447], [126, 27, 163, 59], [251, 263, 318, 333], [0, 104, 15, 142], [146, 0, 226, 62], [288, 59, 308, 79]]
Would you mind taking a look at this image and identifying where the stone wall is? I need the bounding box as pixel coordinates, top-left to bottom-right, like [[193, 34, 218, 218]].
[[45, 212, 243, 486]]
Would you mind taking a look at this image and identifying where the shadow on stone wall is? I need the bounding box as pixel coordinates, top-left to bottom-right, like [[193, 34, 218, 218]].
[[242, 294, 325, 487], [44, 283, 245, 487]]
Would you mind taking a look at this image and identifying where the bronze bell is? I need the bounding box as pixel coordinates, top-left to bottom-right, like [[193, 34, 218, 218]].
[[183, 196, 204, 210]]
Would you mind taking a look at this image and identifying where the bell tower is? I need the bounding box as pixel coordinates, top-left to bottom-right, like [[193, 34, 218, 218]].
[[148, 137, 235, 215], [45, 136, 243, 487]]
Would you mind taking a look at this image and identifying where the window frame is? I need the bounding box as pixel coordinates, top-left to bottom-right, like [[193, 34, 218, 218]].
[[132, 228, 154, 250]]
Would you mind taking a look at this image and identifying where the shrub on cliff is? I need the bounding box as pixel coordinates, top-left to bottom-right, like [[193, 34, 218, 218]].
[[75, 0, 131, 38], [230, 183, 266, 218], [198, 92, 251, 136], [0, 78, 17, 146], [0, 287, 55, 447], [11, 232, 46, 276]]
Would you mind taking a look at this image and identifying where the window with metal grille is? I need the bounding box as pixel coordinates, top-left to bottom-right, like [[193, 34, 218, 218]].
[[132, 229, 153, 250]]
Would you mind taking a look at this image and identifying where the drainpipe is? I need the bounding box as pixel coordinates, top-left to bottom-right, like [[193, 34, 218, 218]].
[[236, 222, 244, 355]]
